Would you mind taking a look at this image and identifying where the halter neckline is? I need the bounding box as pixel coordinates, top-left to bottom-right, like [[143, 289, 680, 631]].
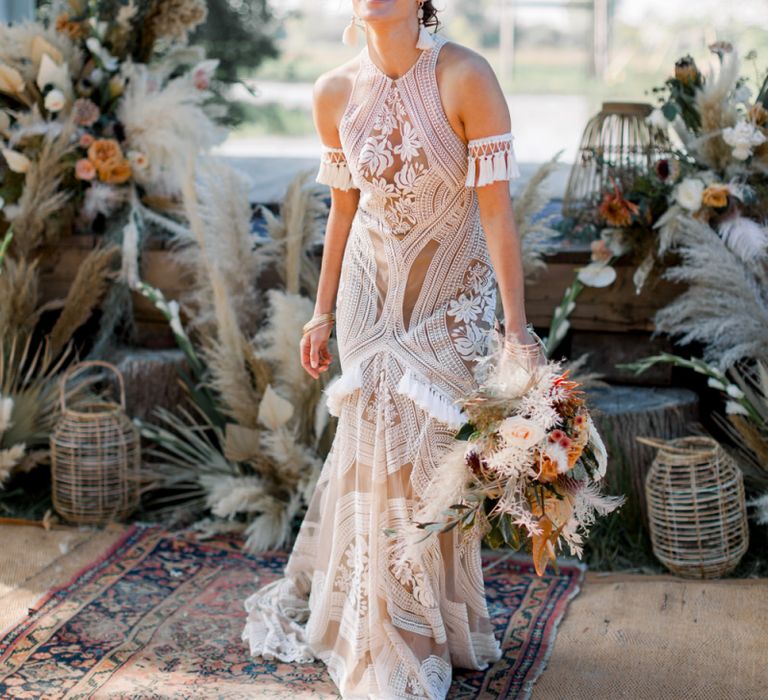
[[362, 37, 439, 84]]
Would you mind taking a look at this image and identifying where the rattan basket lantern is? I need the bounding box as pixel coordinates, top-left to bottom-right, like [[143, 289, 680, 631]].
[[563, 101, 671, 220], [51, 361, 141, 525], [640, 436, 748, 579]]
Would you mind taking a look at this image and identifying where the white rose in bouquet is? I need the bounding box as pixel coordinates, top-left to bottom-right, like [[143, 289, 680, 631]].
[[722, 120, 767, 160], [674, 177, 705, 211]]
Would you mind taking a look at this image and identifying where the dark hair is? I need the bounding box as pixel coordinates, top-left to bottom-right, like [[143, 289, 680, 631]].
[[422, 1, 440, 30]]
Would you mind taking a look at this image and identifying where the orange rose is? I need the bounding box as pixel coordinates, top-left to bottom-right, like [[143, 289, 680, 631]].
[[88, 138, 123, 169], [100, 159, 132, 184], [702, 184, 729, 208]]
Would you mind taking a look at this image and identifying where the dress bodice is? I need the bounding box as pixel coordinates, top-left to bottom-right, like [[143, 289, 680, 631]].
[[316, 35, 522, 429]]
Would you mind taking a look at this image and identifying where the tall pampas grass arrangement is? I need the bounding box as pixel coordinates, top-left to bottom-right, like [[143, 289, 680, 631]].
[[653, 213, 768, 369]]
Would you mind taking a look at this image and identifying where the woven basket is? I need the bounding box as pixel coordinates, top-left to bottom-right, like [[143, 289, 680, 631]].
[[563, 101, 671, 220], [640, 436, 748, 579], [51, 360, 141, 525]]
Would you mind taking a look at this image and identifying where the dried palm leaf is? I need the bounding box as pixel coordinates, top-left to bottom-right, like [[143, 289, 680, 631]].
[[0, 333, 88, 484]]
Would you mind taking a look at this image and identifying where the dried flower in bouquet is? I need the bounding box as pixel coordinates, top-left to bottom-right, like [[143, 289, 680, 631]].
[[392, 331, 625, 577]]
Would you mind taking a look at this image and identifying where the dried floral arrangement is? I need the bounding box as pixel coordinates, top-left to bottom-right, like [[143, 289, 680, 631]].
[[0, 0, 226, 357], [133, 163, 333, 553], [546, 43, 768, 357], [0, 0, 228, 508], [392, 337, 624, 577]]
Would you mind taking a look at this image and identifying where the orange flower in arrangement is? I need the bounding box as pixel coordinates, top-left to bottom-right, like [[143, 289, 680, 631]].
[[528, 490, 574, 576], [55, 13, 90, 40], [701, 184, 729, 209], [598, 181, 640, 228], [536, 451, 560, 483], [87, 139, 132, 184]]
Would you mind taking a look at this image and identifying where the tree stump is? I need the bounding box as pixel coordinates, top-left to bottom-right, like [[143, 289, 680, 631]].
[[108, 348, 191, 422], [585, 385, 700, 535]]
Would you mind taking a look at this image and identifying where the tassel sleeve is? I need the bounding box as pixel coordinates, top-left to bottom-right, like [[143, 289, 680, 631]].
[[465, 132, 521, 188], [316, 145, 356, 191]]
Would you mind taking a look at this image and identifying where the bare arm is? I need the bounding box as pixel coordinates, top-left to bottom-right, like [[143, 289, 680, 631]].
[[445, 51, 533, 347], [301, 70, 360, 378]]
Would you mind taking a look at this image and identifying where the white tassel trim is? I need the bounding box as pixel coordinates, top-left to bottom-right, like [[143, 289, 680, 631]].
[[396, 367, 467, 428], [465, 134, 521, 188], [323, 361, 364, 416], [316, 160, 355, 191]]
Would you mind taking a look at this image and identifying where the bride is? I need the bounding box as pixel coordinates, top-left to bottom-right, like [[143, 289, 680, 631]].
[[242, 2, 540, 698]]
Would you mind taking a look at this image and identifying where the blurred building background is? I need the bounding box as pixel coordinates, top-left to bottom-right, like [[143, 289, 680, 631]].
[[5, 0, 768, 201]]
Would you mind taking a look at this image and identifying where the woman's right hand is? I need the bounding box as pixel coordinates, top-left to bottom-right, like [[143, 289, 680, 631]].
[[300, 323, 334, 379]]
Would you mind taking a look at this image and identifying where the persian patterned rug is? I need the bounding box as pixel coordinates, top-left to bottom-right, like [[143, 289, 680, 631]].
[[0, 523, 586, 699]]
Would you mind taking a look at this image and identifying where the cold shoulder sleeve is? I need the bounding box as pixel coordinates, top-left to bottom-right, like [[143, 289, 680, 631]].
[[465, 132, 521, 188], [316, 145, 356, 191]]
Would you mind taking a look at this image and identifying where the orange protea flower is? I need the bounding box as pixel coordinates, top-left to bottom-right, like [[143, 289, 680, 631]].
[[701, 184, 729, 209], [101, 159, 132, 184], [598, 181, 639, 228]]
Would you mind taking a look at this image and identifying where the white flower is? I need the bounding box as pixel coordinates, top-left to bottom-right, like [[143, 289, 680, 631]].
[[577, 261, 616, 288], [44, 88, 66, 112], [498, 416, 545, 450], [167, 299, 185, 337], [725, 400, 749, 416], [542, 441, 569, 475], [0, 395, 13, 432], [85, 38, 119, 72], [36, 53, 69, 93], [2, 148, 30, 173], [646, 107, 668, 130], [127, 150, 149, 171], [601, 227, 631, 256], [707, 377, 726, 391], [733, 84, 752, 104], [674, 177, 705, 211], [725, 384, 745, 399], [722, 120, 767, 161]]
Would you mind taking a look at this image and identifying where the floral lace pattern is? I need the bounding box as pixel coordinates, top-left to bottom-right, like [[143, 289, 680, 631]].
[[359, 86, 431, 237], [447, 261, 497, 360]]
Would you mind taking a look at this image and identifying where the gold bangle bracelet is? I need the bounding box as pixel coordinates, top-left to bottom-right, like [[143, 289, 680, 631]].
[[302, 313, 335, 335]]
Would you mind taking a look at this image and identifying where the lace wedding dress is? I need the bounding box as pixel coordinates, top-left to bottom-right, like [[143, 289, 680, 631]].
[[242, 34, 521, 700]]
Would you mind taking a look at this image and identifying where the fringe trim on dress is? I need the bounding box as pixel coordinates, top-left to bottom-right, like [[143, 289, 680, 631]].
[[324, 361, 364, 417], [396, 367, 467, 429], [465, 132, 522, 188]]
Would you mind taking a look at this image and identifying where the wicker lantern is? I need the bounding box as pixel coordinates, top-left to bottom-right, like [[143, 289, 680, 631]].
[[563, 101, 671, 220], [640, 436, 748, 579], [51, 360, 141, 525]]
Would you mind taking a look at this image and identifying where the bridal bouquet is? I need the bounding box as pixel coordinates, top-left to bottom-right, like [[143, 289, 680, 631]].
[[398, 334, 625, 577]]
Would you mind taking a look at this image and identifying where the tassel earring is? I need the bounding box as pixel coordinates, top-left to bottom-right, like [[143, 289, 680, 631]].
[[416, 3, 435, 49], [342, 15, 361, 46]]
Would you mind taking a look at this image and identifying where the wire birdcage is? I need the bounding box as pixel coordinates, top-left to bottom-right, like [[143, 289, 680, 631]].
[[639, 436, 748, 579], [51, 361, 141, 525], [563, 102, 672, 221]]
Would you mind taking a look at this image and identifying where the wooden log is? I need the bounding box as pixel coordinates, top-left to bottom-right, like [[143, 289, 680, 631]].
[[586, 385, 700, 535], [108, 347, 191, 422]]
